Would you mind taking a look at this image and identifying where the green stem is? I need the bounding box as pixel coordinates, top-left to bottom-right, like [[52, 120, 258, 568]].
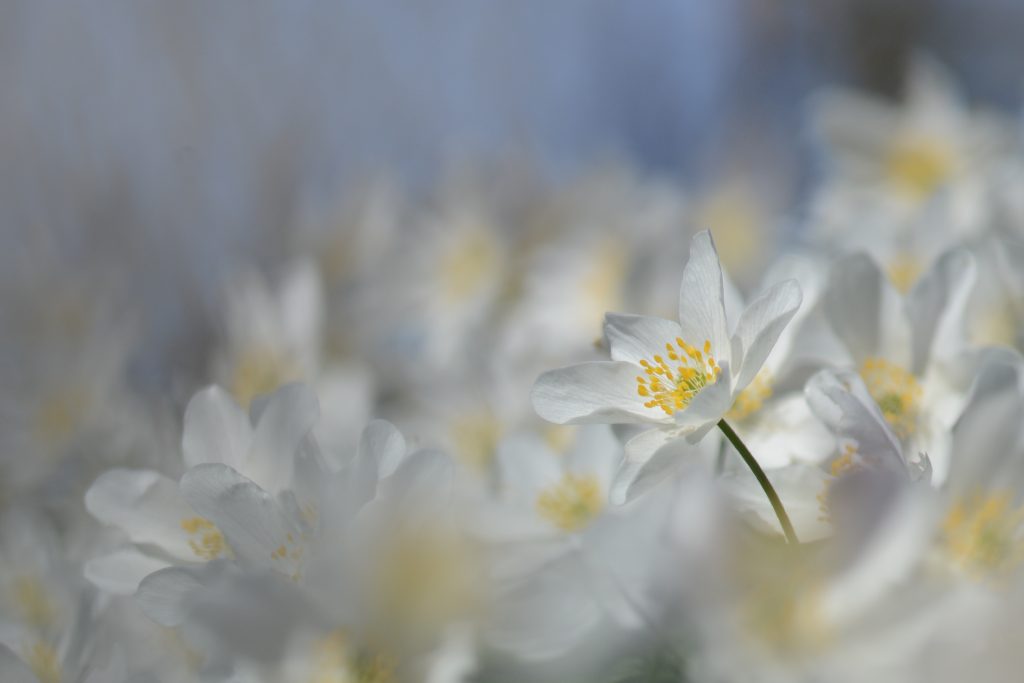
[[717, 419, 799, 545]]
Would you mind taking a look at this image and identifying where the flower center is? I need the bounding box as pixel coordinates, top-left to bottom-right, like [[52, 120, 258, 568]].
[[636, 339, 720, 416], [886, 253, 922, 294], [727, 371, 773, 421], [33, 387, 89, 448], [11, 576, 56, 628], [25, 641, 61, 683], [450, 413, 503, 472], [885, 135, 956, 198], [440, 229, 499, 303], [309, 631, 395, 683], [180, 517, 230, 561], [943, 492, 1024, 577], [230, 347, 300, 407], [859, 358, 921, 439], [536, 473, 605, 532]]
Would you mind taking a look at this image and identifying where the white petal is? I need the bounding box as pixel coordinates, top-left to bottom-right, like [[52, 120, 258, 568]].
[[496, 434, 562, 505], [84, 469, 197, 560], [247, 383, 319, 493], [611, 428, 688, 504], [179, 464, 299, 568], [675, 361, 734, 442], [678, 231, 730, 363], [84, 548, 170, 595], [531, 362, 668, 425], [824, 253, 910, 366], [182, 385, 253, 470], [730, 278, 802, 391], [603, 313, 683, 365], [0, 643, 37, 683], [906, 248, 975, 374], [135, 565, 206, 627], [378, 449, 454, 511], [358, 419, 407, 479], [805, 370, 908, 479]]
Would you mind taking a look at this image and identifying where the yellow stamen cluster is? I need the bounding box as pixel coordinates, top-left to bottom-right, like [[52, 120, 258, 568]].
[[11, 576, 56, 628], [817, 444, 859, 523], [536, 473, 605, 532], [727, 371, 773, 421], [25, 641, 61, 683], [450, 413, 503, 472], [859, 357, 921, 439], [441, 229, 499, 303], [636, 339, 720, 416], [181, 517, 230, 560], [885, 135, 956, 198], [310, 630, 395, 683], [886, 253, 922, 294], [943, 491, 1024, 577], [230, 347, 300, 408]]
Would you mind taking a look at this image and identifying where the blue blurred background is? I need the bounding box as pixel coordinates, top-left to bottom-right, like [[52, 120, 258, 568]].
[[2, 0, 1021, 389]]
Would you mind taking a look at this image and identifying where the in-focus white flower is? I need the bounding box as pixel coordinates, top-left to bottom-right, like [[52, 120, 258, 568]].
[[532, 230, 802, 485]]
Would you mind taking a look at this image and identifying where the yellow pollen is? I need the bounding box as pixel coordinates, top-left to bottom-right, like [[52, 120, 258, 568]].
[[886, 253, 922, 294], [230, 347, 300, 407], [25, 641, 61, 683], [450, 413, 503, 472], [943, 491, 1024, 577], [180, 517, 230, 560], [818, 444, 859, 523], [859, 357, 921, 439], [33, 387, 89, 448], [309, 630, 395, 683], [636, 338, 720, 416], [727, 371, 773, 421], [440, 229, 499, 303], [885, 135, 956, 198], [11, 576, 56, 628], [536, 473, 605, 532]]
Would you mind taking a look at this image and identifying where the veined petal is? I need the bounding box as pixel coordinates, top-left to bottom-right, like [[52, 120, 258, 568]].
[[611, 428, 687, 504], [0, 643, 37, 683], [674, 361, 734, 442], [247, 383, 319, 494], [532, 362, 668, 425], [182, 385, 253, 470], [906, 248, 975, 374], [805, 369, 909, 479], [731, 278, 802, 391], [85, 469, 198, 561], [678, 231, 731, 365], [824, 253, 910, 366], [179, 464, 300, 569], [603, 313, 683, 366], [84, 547, 171, 595]]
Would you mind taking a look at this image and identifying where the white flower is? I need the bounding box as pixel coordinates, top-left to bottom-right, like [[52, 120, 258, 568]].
[[821, 247, 977, 482], [532, 230, 802, 484], [84, 383, 320, 595]]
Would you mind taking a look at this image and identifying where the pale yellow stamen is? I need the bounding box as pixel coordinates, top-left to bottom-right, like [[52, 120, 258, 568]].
[[309, 630, 395, 683], [25, 641, 61, 683], [11, 576, 56, 628], [440, 229, 499, 303], [230, 347, 299, 407], [943, 491, 1024, 577], [727, 371, 773, 421], [885, 135, 956, 198], [536, 473, 604, 532], [450, 413, 503, 472], [180, 517, 230, 560], [886, 253, 922, 294], [817, 443, 859, 523], [33, 388, 89, 448], [635, 338, 721, 416], [542, 425, 577, 455], [859, 357, 921, 439]]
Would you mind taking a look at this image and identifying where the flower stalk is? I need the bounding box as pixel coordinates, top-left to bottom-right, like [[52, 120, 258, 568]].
[[717, 419, 799, 545]]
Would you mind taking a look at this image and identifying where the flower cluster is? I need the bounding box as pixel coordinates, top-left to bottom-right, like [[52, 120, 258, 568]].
[[4, 56, 1024, 683]]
